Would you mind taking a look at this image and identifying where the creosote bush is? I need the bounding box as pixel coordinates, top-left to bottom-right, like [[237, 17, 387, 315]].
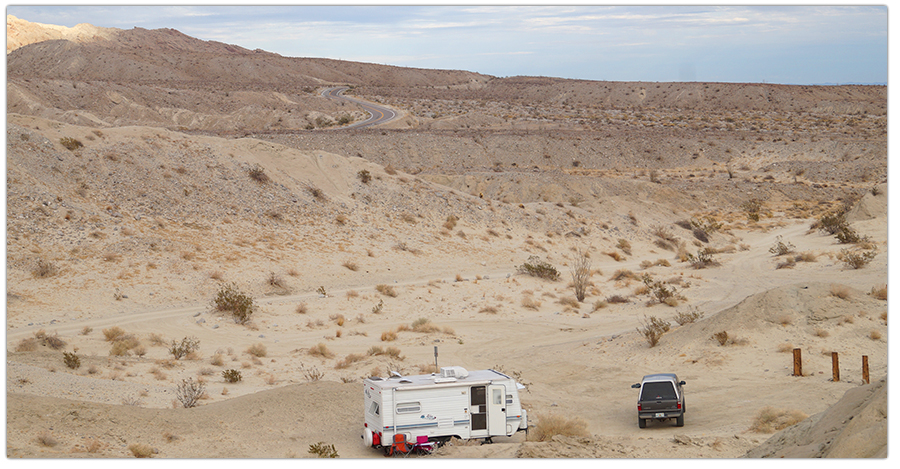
[[571, 248, 592, 302], [308, 442, 339, 458], [213, 283, 255, 324], [169, 336, 200, 360], [63, 351, 81, 369], [742, 198, 763, 222], [674, 307, 704, 325], [637, 315, 671, 347], [641, 274, 677, 305], [517, 255, 560, 281], [222, 369, 242, 383], [839, 248, 876, 269], [175, 377, 205, 408], [686, 247, 718, 269]]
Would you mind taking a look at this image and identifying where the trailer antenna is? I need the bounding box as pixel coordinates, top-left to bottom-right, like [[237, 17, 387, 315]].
[[434, 346, 439, 373]]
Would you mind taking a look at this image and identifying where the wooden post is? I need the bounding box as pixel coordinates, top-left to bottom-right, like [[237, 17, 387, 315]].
[[832, 352, 839, 382], [792, 348, 802, 377], [862, 355, 869, 384]]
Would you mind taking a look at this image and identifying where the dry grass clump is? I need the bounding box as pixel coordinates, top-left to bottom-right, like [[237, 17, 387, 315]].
[[295, 302, 309, 314], [651, 225, 678, 251], [748, 407, 808, 433], [380, 331, 398, 342], [342, 260, 359, 271], [479, 305, 500, 314], [411, 318, 441, 332], [777, 315, 793, 326], [527, 414, 589, 442], [147, 333, 167, 346], [15, 337, 38, 352], [775, 257, 796, 269], [36, 431, 59, 447], [128, 443, 153, 458], [247, 164, 269, 184], [869, 284, 887, 300], [31, 330, 66, 350], [308, 343, 334, 359], [814, 328, 830, 338], [246, 343, 267, 357], [796, 251, 818, 263], [603, 251, 624, 262], [335, 353, 366, 369], [521, 295, 542, 310], [830, 284, 851, 300], [606, 295, 629, 304], [616, 239, 632, 255], [517, 255, 561, 280], [103, 326, 126, 342], [776, 343, 794, 353], [674, 307, 704, 325], [32, 259, 59, 278], [375, 284, 398, 297], [869, 330, 882, 341], [210, 354, 225, 366], [637, 315, 671, 347], [592, 300, 608, 311], [609, 269, 638, 282], [330, 314, 346, 326]]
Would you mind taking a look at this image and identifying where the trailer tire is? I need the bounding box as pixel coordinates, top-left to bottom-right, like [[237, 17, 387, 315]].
[[638, 418, 646, 428]]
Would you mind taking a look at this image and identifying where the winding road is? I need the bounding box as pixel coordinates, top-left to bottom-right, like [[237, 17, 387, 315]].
[[321, 86, 398, 129]]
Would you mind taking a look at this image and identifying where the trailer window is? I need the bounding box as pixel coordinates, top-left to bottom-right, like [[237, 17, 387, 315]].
[[396, 402, 421, 414], [506, 394, 513, 405], [369, 402, 380, 416]]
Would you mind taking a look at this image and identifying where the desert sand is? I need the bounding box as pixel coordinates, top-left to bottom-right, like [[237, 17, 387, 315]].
[[5, 16, 889, 459]]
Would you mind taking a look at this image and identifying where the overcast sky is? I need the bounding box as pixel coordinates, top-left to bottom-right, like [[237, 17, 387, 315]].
[[6, 3, 889, 85]]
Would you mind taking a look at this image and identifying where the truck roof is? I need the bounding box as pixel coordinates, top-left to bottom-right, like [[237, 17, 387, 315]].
[[365, 368, 511, 391], [640, 373, 679, 383]]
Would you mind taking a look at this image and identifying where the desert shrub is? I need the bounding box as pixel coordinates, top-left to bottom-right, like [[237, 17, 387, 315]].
[[616, 239, 632, 255], [210, 354, 225, 366], [637, 315, 671, 347], [830, 284, 851, 300], [33, 330, 67, 350], [308, 343, 334, 358], [246, 343, 267, 357], [443, 214, 459, 230], [308, 442, 339, 458], [527, 414, 589, 442], [381, 330, 398, 342], [869, 330, 882, 340], [606, 295, 629, 304], [63, 351, 81, 369], [748, 407, 808, 433], [690, 216, 722, 237], [304, 181, 327, 201], [796, 252, 818, 263], [571, 248, 592, 302], [169, 337, 200, 360], [371, 299, 384, 314], [610, 269, 638, 282], [15, 337, 38, 352], [641, 274, 677, 305], [32, 259, 59, 278], [869, 285, 887, 300], [222, 369, 242, 383], [175, 378, 205, 408], [335, 353, 366, 369], [713, 331, 729, 346], [128, 443, 153, 458], [357, 169, 372, 184], [741, 198, 763, 222], [330, 314, 346, 326], [651, 225, 678, 250], [686, 247, 718, 269], [839, 248, 876, 269], [768, 236, 796, 256], [303, 366, 325, 382], [517, 256, 561, 281], [776, 343, 794, 353], [267, 272, 287, 290], [674, 307, 704, 325], [592, 300, 608, 311], [814, 328, 829, 338], [776, 257, 797, 270], [213, 283, 255, 324], [60, 137, 83, 151], [817, 210, 848, 235], [248, 164, 270, 184], [375, 284, 398, 297], [102, 326, 126, 342]]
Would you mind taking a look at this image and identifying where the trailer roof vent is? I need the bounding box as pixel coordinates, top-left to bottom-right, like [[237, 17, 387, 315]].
[[440, 366, 469, 379]]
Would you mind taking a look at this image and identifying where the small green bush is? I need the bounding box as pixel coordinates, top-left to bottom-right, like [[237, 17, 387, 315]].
[[308, 442, 339, 458], [63, 351, 81, 369], [60, 137, 83, 151], [517, 256, 560, 281], [213, 283, 255, 324], [222, 369, 242, 383]]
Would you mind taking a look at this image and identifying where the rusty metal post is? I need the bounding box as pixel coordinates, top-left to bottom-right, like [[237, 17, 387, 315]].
[[862, 355, 869, 384], [792, 348, 802, 377], [832, 352, 839, 382]]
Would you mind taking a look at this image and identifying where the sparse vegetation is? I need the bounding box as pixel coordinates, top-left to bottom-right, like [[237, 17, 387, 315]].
[[830, 284, 851, 300], [375, 284, 398, 297], [246, 343, 267, 357], [169, 337, 200, 360], [769, 236, 796, 256], [222, 369, 242, 383], [686, 247, 718, 269], [674, 307, 704, 325], [63, 351, 81, 369], [308, 343, 334, 358], [247, 164, 270, 184], [839, 248, 876, 269], [741, 198, 763, 222], [128, 443, 153, 458], [641, 274, 677, 305], [213, 283, 255, 324], [571, 248, 592, 302], [59, 137, 83, 151], [527, 414, 589, 441], [637, 315, 671, 347], [748, 407, 808, 433], [713, 331, 729, 346], [175, 377, 205, 408], [357, 169, 372, 184], [308, 442, 339, 458], [869, 284, 887, 300], [517, 255, 561, 281], [32, 259, 59, 278]]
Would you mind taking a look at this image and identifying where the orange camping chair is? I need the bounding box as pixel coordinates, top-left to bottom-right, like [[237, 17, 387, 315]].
[[388, 433, 411, 456]]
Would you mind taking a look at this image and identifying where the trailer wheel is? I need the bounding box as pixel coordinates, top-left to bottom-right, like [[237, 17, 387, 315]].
[[638, 417, 646, 428]]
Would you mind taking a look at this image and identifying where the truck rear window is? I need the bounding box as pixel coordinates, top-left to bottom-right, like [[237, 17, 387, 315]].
[[641, 382, 676, 400]]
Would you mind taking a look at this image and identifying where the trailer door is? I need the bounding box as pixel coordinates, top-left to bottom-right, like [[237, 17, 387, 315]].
[[488, 384, 507, 435]]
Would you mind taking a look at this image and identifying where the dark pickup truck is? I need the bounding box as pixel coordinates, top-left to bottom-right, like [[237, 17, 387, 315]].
[[631, 373, 685, 428]]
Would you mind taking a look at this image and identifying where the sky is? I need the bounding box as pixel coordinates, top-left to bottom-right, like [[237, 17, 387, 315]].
[[5, 2, 889, 85]]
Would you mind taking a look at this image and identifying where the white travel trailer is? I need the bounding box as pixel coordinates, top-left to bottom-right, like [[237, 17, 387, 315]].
[[362, 366, 528, 454]]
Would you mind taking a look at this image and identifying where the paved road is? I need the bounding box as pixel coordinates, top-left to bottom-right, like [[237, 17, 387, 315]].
[[321, 86, 398, 129]]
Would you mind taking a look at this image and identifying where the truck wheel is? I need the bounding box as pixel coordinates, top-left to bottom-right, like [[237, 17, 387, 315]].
[[638, 418, 646, 428], [675, 414, 684, 427]]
